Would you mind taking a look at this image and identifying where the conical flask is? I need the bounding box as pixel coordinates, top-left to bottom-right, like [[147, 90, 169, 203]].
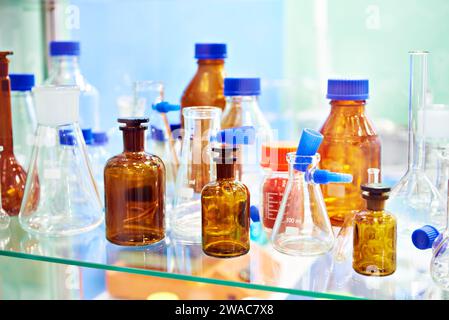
[[172, 107, 221, 244], [19, 86, 103, 236], [387, 51, 445, 234]]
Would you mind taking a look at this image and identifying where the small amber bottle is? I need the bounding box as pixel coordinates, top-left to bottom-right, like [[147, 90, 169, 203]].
[[201, 146, 250, 258], [353, 184, 396, 276], [105, 118, 165, 246]]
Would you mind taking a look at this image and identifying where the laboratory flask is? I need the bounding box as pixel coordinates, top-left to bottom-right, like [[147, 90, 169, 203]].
[[387, 51, 445, 234], [19, 86, 103, 236], [172, 107, 221, 244]]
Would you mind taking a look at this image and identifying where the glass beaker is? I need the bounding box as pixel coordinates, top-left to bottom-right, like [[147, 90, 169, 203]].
[[387, 51, 445, 234], [172, 107, 222, 244], [19, 86, 103, 236], [271, 153, 335, 256]]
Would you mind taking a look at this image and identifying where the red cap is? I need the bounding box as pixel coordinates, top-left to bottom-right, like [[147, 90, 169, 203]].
[[261, 142, 297, 171]]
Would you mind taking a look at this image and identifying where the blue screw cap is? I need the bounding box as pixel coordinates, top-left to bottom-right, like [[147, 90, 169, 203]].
[[82, 129, 94, 145], [195, 43, 227, 60], [294, 129, 323, 171], [217, 126, 255, 146], [152, 101, 181, 113], [49, 41, 80, 56], [250, 205, 260, 222], [10, 74, 35, 91], [59, 129, 76, 146], [93, 132, 108, 145], [412, 225, 439, 250], [224, 78, 260, 96], [327, 79, 369, 101], [312, 169, 353, 184]]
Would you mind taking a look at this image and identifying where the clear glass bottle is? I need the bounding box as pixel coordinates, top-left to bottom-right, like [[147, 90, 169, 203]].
[[10, 74, 37, 169], [318, 79, 381, 227], [221, 78, 273, 206], [353, 184, 397, 277], [44, 41, 100, 131], [172, 107, 221, 243], [104, 118, 165, 246], [260, 141, 297, 235], [388, 51, 445, 234], [181, 43, 227, 127], [0, 52, 29, 216], [19, 86, 103, 236], [201, 146, 250, 257]]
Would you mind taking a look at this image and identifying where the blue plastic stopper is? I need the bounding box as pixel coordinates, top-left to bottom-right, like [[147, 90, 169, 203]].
[[152, 101, 181, 113], [82, 129, 94, 145], [93, 132, 108, 145], [412, 225, 439, 250], [294, 129, 323, 171], [312, 169, 353, 184], [250, 205, 260, 222], [59, 130, 76, 146]]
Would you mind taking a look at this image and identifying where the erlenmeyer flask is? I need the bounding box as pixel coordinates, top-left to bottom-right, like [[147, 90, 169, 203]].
[[388, 51, 445, 234], [19, 86, 103, 236], [172, 107, 221, 243], [271, 153, 335, 256]]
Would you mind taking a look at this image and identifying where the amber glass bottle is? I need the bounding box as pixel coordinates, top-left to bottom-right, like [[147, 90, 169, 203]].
[[105, 118, 165, 246], [180, 43, 226, 127], [0, 52, 28, 216], [201, 146, 250, 258], [353, 184, 396, 276], [319, 79, 381, 226]]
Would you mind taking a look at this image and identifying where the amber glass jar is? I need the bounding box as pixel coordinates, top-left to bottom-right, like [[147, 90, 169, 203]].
[[201, 146, 250, 258], [353, 184, 396, 276], [105, 118, 165, 246], [180, 43, 226, 126], [319, 79, 381, 227]]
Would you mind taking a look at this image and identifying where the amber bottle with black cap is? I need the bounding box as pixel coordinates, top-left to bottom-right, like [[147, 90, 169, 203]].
[[353, 184, 396, 276], [201, 145, 250, 257], [105, 118, 165, 246]]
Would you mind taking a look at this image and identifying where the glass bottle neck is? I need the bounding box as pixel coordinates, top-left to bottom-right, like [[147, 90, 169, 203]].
[[226, 95, 259, 111], [0, 76, 13, 153], [330, 100, 366, 113], [47, 56, 83, 83], [122, 129, 145, 152], [216, 163, 236, 180], [197, 59, 225, 68], [366, 200, 386, 211]]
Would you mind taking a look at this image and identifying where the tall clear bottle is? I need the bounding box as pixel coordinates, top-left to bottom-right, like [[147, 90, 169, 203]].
[[0, 52, 29, 216], [10, 74, 37, 168], [19, 86, 103, 236], [181, 43, 227, 127], [221, 78, 273, 206], [44, 41, 100, 131], [387, 51, 445, 234], [172, 107, 221, 243]]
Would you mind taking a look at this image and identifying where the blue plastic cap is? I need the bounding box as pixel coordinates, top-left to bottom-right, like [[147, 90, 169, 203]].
[[9, 74, 35, 91], [312, 169, 353, 184], [250, 205, 260, 222], [59, 129, 76, 146], [152, 101, 181, 113], [412, 225, 439, 250], [150, 125, 166, 142], [195, 43, 227, 60], [82, 129, 94, 145], [327, 79, 369, 101], [217, 126, 256, 146], [296, 129, 323, 157], [49, 41, 80, 56], [93, 132, 108, 145], [224, 78, 261, 96]]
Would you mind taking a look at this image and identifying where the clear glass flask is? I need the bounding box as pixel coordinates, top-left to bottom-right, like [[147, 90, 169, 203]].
[[44, 41, 100, 131], [271, 153, 335, 256], [90, 131, 110, 203], [172, 107, 221, 243], [10, 74, 37, 168], [387, 51, 445, 234], [19, 86, 103, 236]]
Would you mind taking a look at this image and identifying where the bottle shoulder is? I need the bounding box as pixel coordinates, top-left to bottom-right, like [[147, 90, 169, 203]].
[[105, 152, 165, 170], [181, 66, 226, 107], [202, 180, 249, 196], [354, 210, 396, 222]]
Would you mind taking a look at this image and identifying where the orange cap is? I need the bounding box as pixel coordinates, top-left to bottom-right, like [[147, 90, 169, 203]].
[[261, 141, 297, 171]]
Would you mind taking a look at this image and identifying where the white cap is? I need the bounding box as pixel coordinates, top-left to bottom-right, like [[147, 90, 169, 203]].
[[33, 86, 80, 126]]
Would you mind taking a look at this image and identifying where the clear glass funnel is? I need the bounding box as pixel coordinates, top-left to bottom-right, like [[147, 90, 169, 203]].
[[387, 51, 445, 234]]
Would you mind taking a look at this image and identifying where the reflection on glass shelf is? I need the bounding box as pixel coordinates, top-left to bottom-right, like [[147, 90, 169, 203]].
[[0, 217, 445, 300]]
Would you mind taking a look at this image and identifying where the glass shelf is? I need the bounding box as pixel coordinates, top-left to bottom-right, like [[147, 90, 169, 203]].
[[0, 217, 445, 300]]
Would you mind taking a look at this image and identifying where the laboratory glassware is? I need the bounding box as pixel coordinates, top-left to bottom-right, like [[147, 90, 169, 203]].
[[44, 41, 100, 131], [318, 79, 381, 227], [172, 107, 222, 244], [221, 78, 273, 206], [201, 146, 250, 257], [104, 118, 165, 246], [90, 131, 110, 203], [19, 86, 103, 236], [353, 184, 397, 276], [10, 73, 37, 168], [0, 52, 29, 216], [181, 43, 227, 127], [388, 51, 445, 234], [0, 147, 11, 230], [260, 141, 297, 235]]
